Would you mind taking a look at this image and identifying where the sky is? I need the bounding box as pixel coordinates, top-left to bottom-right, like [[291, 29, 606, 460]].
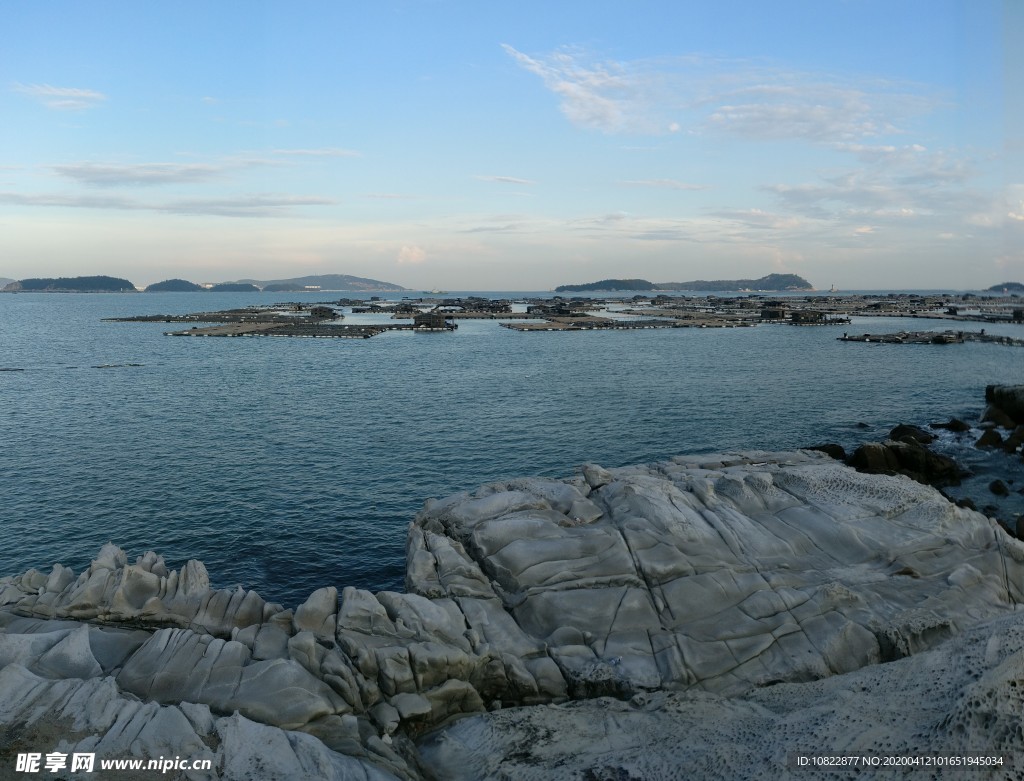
[[0, 0, 1020, 290]]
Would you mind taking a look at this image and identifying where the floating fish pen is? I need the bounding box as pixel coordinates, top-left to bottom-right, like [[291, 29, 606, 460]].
[[412, 312, 458, 331], [165, 323, 388, 338], [838, 330, 1024, 347]]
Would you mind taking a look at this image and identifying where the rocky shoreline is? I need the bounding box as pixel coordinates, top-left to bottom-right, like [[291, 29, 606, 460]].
[[813, 384, 1024, 536], [2, 393, 1024, 779]]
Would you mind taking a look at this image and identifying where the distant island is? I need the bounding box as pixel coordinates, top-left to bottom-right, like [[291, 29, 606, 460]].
[[555, 273, 813, 292], [145, 279, 205, 292], [0, 277, 13, 290], [209, 282, 261, 293], [986, 282, 1024, 293], [2, 275, 136, 293], [145, 273, 406, 292], [237, 274, 406, 292]]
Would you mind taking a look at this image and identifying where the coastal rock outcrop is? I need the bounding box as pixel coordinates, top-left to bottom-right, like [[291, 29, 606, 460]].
[[419, 609, 1024, 780], [847, 438, 964, 486], [2, 450, 1024, 779], [410, 450, 1019, 697], [986, 384, 1024, 425]]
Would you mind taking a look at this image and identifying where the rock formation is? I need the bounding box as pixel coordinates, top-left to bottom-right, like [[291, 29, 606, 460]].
[[419, 609, 1024, 780], [2, 450, 1024, 779], [846, 436, 965, 486]]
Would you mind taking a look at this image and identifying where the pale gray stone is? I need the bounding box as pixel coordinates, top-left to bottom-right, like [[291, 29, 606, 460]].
[[389, 691, 432, 720], [294, 586, 339, 639], [33, 624, 102, 679]]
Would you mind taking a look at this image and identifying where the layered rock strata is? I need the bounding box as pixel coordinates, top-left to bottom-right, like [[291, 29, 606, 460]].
[[2, 450, 1023, 779]]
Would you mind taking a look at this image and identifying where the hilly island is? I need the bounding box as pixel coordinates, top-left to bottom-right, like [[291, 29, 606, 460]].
[[1, 273, 405, 293], [555, 273, 813, 292]]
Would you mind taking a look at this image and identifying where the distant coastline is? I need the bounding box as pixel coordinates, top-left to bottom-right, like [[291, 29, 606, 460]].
[[1, 273, 407, 293], [555, 273, 813, 292]]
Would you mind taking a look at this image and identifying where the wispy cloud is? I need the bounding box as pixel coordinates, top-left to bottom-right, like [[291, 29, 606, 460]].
[[709, 208, 804, 231], [13, 82, 107, 110], [832, 142, 928, 164], [502, 44, 663, 134], [53, 162, 232, 187], [700, 79, 934, 142], [503, 45, 939, 142], [0, 192, 137, 210], [270, 148, 362, 157], [475, 174, 536, 185], [161, 194, 336, 217], [461, 222, 530, 234], [0, 190, 335, 218], [618, 179, 708, 191]]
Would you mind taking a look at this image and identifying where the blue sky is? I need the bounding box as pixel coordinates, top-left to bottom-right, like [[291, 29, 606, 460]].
[[0, 0, 1019, 289]]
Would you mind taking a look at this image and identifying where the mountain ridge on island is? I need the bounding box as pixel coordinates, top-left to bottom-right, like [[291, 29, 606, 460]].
[[2, 275, 136, 293], [555, 273, 813, 292], [235, 273, 406, 292], [2, 272, 406, 293], [146, 273, 405, 292]]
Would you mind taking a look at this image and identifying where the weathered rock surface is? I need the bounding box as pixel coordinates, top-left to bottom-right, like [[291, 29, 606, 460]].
[[411, 450, 1020, 697], [2, 450, 1023, 779], [419, 610, 1024, 780], [0, 663, 399, 780]]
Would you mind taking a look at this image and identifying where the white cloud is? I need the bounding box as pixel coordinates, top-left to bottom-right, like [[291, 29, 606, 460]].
[[398, 245, 426, 264], [13, 82, 107, 110], [502, 44, 669, 134], [503, 45, 939, 143]]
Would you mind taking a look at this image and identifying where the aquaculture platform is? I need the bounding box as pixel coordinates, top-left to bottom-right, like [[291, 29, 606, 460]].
[[501, 317, 751, 331], [838, 329, 1024, 346], [111, 303, 456, 338], [165, 322, 392, 338]]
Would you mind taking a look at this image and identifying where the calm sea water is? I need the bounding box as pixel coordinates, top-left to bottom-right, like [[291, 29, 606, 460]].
[[2, 291, 1022, 606]]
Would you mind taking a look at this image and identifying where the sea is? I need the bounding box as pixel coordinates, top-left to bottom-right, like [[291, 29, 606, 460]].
[[2, 290, 1022, 607]]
